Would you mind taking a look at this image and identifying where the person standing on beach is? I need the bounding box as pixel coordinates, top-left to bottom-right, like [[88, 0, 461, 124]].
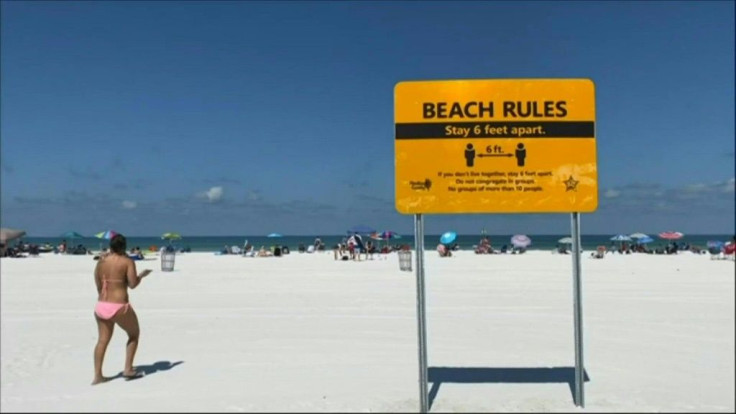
[[92, 234, 152, 385]]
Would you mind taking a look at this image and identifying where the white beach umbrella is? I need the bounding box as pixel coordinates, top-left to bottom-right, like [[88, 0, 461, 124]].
[[511, 234, 532, 248], [610, 234, 632, 242]]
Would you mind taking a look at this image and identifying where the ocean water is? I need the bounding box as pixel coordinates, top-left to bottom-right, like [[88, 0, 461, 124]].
[[17, 234, 734, 253]]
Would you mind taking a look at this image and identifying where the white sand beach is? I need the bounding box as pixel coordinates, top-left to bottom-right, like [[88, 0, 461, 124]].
[[1, 250, 734, 412]]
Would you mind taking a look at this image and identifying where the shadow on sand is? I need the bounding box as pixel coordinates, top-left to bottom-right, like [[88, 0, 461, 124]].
[[428, 366, 590, 409], [108, 360, 185, 382]]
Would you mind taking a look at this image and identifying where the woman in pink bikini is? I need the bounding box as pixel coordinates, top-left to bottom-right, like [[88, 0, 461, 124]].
[[92, 234, 152, 385]]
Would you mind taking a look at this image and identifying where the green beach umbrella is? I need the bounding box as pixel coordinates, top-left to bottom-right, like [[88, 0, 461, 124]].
[[61, 231, 85, 239], [162, 232, 182, 245]]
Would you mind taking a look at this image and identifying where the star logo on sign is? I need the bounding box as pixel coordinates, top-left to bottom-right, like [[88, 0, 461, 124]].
[[564, 176, 579, 191]]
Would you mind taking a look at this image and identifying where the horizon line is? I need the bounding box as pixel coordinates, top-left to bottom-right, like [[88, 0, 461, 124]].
[[21, 232, 735, 238]]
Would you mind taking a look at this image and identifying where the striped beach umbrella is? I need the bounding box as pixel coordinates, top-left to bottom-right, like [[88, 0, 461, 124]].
[[510, 234, 532, 248], [659, 231, 684, 240], [95, 230, 118, 240]]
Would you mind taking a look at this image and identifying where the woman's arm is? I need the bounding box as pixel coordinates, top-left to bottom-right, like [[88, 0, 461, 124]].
[[94, 260, 103, 294], [126, 259, 152, 289]]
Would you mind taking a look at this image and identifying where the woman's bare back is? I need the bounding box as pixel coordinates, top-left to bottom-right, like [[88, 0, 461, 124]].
[[96, 254, 135, 303]]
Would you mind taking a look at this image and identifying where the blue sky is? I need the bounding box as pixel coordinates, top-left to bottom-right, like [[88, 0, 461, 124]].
[[1, 1, 734, 236]]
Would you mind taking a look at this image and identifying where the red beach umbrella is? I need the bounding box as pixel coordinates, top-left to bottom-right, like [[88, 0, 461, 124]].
[[658, 231, 684, 240]]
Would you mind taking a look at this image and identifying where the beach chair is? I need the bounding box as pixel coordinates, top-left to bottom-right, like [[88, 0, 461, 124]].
[[724, 243, 736, 261]]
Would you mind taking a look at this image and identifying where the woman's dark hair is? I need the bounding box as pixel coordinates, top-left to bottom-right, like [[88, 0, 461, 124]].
[[110, 234, 127, 254]]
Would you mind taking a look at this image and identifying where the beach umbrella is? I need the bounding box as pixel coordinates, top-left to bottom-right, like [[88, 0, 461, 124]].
[[629, 232, 649, 239], [610, 234, 632, 250], [60, 231, 85, 250], [95, 230, 118, 251], [95, 230, 118, 240], [161, 232, 182, 246], [267, 233, 283, 238], [61, 231, 85, 239], [558, 237, 573, 244], [372, 231, 401, 248], [161, 232, 181, 240], [706, 240, 724, 249], [348, 224, 376, 235], [376, 231, 400, 240], [510, 234, 532, 248], [610, 234, 632, 242], [659, 231, 684, 240], [637, 236, 654, 244], [0, 228, 26, 244], [440, 231, 457, 245]]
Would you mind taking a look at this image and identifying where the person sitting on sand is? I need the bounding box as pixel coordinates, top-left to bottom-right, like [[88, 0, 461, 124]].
[[437, 243, 452, 257], [92, 234, 152, 385], [128, 247, 144, 260], [257, 246, 272, 257], [475, 237, 491, 254]]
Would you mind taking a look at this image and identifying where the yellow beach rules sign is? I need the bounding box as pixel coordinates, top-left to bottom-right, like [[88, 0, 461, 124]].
[[395, 79, 598, 214]]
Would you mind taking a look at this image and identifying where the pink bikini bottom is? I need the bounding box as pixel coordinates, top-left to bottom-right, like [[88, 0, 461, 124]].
[[94, 301, 131, 320]]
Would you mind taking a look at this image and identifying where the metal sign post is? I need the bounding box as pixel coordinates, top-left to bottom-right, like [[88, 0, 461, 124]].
[[571, 212, 585, 407], [414, 214, 429, 412]]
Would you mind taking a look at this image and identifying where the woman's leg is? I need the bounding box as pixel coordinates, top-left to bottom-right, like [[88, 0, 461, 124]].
[[93, 314, 115, 385], [114, 307, 140, 376]]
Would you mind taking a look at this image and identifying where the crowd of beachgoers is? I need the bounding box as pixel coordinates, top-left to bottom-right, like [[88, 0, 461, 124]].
[[2, 234, 735, 261]]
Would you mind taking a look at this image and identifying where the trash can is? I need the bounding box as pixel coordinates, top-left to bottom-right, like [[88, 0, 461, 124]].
[[398, 250, 412, 272], [161, 250, 175, 272]]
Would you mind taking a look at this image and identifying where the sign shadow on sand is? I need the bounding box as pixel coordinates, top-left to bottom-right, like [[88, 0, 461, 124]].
[[428, 366, 591, 409]]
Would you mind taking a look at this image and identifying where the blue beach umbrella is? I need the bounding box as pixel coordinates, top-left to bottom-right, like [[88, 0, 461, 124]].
[[707, 240, 724, 249], [637, 236, 654, 244], [440, 231, 457, 245], [267, 233, 283, 238]]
